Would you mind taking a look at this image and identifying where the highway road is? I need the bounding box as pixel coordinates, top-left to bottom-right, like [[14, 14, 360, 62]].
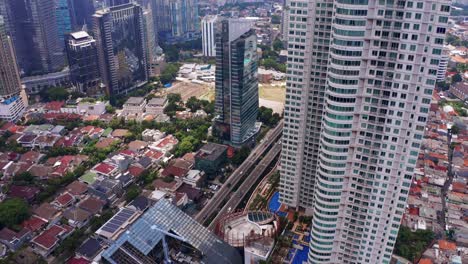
[[194, 120, 283, 224], [208, 142, 282, 230]]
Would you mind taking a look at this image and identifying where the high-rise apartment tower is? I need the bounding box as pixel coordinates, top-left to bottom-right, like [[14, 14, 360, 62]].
[[202, 15, 217, 57], [0, 16, 27, 121], [279, 0, 450, 263]]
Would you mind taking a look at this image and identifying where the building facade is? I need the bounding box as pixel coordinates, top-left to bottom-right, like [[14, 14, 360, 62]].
[[0, 16, 27, 121], [0, 0, 65, 76], [68, 0, 96, 31], [93, 3, 148, 102], [214, 19, 259, 147], [55, 0, 72, 45], [154, 0, 200, 43], [202, 15, 217, 57], [66, 31, 102, 95], [279, 0, 451, 263]]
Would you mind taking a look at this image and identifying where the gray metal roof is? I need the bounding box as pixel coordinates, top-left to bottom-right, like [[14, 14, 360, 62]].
[[102, 199, 242, 264]]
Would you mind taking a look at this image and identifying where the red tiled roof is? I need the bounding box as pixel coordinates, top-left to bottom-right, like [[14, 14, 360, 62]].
[[32, 224, 72, 250], [93, 163, 117, 175], [9, 185, 39, 201], [19, 151, 42, 163], [438, 240, 457, 251], [66, 181, 88, 195], [55, 192, 74, 207], [408, 207, 419, 216], [78, 197, 105, 214], [144, 150, 164, 160], [21, 216, 47, 232], [156, 135, 178, 148], [120, 149, 137, 157], [128, 165, 145, 177], [68, 257, 90, 264], [44, 101, 65, 111], [419, 258, 433, 264], [161, 165, 188, 178]]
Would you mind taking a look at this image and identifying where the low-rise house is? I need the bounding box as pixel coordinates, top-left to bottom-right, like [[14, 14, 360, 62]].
[[66, 181, 88, 196], [141, 129, 165, 142], [107, 154, 131, 171], [127, 165, 145, 178], [17, 134, 37, 148], [63, 208, 92, 228], [8, 185, 39, 202], [88, 178, 123, 203], [28, 165, 53, 179], [34, 203, 62, 225], [128, 196, 152, 212], [52, 192, 75, 209], [91, 162, 118, 177], [122, 97, 146, 115], [449, 82, 468, 101], [183, 170, 204, 187], [175, 110, 192, 120], [172, 192, 189, 207], [0, 228, 31, 251], [137, 156, 152, 169], [34, 134, 60, 149], [78, 196, 106, 215], [127, 140, 148, 152], [31, 224, 73, 257], [111, 129, 130, 138], [21, 216, 47, 233], [19, 151, 43, 163], [195, 143, 228, 175], [144, 149, 165, 162], [95, 138, 119, 149], [145, 98, 167, 115], [149, 135, 178, 153], [80, 126, 104, 139], [76, 237, 103, 261], [79, 171, 97, 185], [95, 207, 140, 241], [153, 178, 182, 193], [161, 158, 193, 178]]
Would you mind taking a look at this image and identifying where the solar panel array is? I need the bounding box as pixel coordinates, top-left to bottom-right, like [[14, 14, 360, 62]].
[[98, 208, 138, 236]]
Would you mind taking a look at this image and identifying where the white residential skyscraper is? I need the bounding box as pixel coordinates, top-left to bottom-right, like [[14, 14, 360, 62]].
[[279, 0, 450, 263], [202, 15, 218, 57]]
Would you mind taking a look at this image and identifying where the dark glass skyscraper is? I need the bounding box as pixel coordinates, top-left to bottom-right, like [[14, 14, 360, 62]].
[[0, 0, 65, 76], [93, 3, 148, 102], [214, 19, 259, 147], [66, 31, 102, 95]]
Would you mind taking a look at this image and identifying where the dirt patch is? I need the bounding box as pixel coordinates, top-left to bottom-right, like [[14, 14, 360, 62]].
[[161, 81, 214, 102], [259, 82, 286, 102]]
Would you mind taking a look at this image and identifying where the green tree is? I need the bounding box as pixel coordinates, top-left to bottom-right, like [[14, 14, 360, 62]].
[[12, 172, 34, 185], [452, 73, 462, 84], [40, 87, 69, 102], [125, 185, 141, 202], [232, 146, 251, 165], [167, 93, 182, 104], [186, 96, 202, 112], [273, 39, 284, 51], [0, 198, 30, 229], [394, 226, 434, 262]]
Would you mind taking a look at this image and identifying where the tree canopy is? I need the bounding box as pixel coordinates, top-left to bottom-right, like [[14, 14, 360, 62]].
[[0, 198, 30, 229], [394, 226, 434, 262]]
